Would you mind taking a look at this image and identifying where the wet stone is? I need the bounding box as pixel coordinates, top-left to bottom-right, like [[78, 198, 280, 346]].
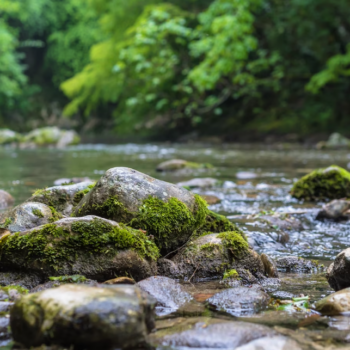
[[272, 291, 296, 300], [206, 285, 270, 317], [235, 336, 302, 350], [276, 256, 318, 273], [0, 190, 14, 210], [0, 272, 42, 290], [316, 199, 350, 221], [177, 177, 219, 189], [0, 302, 13, 312], [261, 253, 279, 278], [137, 276, 192, 316], [327, 248, 350, 291], [30, 278, 98, 293], [315, 288, 350, 315]]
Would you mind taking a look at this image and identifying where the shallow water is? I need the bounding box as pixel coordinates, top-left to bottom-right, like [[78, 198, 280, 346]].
[[2, 143, 350, 348]]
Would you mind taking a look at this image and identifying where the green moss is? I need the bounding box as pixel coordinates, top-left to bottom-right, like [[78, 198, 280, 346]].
[[200, 242, 221, 251], [49, 275, 87, 283], [73, 183, 96, 205], [0, 218, 12, 229], [91, 196, 132, 221], [291, 165, 350, 201], [217, 231, 249, 258], [49, 206, 63, 223], [32, 188, 50, 197], [1, 285, 28, 295], [223, 269, 239, 280], [0, 218, 159, 271], [185, 161, 213, 169], [32, 209, 44, 218]]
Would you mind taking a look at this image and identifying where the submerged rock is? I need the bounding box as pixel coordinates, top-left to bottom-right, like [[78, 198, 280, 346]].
[[276, 256, 318, 273], [236, 336, 302, 350], [207, 285, 270, 316], [29, 181, 95, 216], [177, 177, 219, 189], [0, 190, 14, 209], [73, 167, 208, 254], [149, 317, 276, 349], [315, 288, 350, 315], [0, 216, 159, 281], [156, 159, 213, 172], [11, 284, 155, 349], [159, 232, 265, 283], [137, 276, 192, 316], [327, 248, 350, 291], [0, 202, 52, 233], [0, 129, 22, 145], [290, 165, 350, 201], [316, 199, 350, 221]]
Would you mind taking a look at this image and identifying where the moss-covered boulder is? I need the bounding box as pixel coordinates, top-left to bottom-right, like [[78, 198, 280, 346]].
[[0, 216, 159, 281], [29, 181, 95, 216], [73, 167, 209, 254], [290, 165, 350, 201], [0, 190, 14, 209], [0, 202, 53, 234], [156, 159, 213, 172], [158, 232, 265, 282], [22, 127, 80, 147], [10, 284, 156, 349], [0, 129, 22, 145]]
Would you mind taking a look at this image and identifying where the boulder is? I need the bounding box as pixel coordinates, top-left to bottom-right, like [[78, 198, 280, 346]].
[[317, 133, 350, 149], [149, 317, 277, 349], [158, 232, 265, 283], [261, 253, 279, 278], [207, 285, 270, 316], [137, 276, 192, 316], [10, 284, 155, 349], [29, 181, 95, 216], [73, 167, 209, 254], [315, 288, 350, 315], [236, 336, 302, 350], [0, 202, 53, 233], [316, 199, 350, 221], [22, 127, 80, 147], [53, 177, 93, 186], [276, 256, 318, 273], [177, 177, 219, 189], [156, 159, 213, 172], [0, 190, 14, 209], [0, 216, 159, 281], [290, 165, 350, 201], [0, 271, 43, 290], [0, 129, 22, 145], [327, 248, 350, 291]]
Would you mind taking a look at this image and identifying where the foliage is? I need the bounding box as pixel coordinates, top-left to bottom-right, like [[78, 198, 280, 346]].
[[49, 275, 87, 283]]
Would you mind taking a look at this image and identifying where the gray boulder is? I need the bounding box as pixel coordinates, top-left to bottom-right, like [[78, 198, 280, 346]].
[[73, 167, 208, 254], [316, 199, 350, 221], [0, 190, 14, 209], [207, 285, 270, 316], [29, 181, 95, 216], [327, 248, 350, 290], [315, 288, 350, 315], [276, 256, 318, 273], [138, 276, 192, 316], [317, 133, 350, 149], [0, 202, 52, 233], [0, 216, 159, 281], [10, 284, 155, 349]]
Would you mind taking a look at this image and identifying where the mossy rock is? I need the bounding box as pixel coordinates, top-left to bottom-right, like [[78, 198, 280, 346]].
[[10, 284, 156, 349], [29, 181, 95, 216], [199, 211, 243, 236], [158, 232, 264, 282], [0, 129, 22, 145], [156, 159, 213, 172], [0, 202, 53, 233], [0, 216, 159, 281], [73, 167, 208, 254], [291, 165, 350, 201]]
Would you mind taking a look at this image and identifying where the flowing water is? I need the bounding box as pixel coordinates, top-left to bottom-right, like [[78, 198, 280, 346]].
[[2, 143, 350, 349]]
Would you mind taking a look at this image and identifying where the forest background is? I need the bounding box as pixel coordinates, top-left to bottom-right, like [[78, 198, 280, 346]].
[[1, 0, 350, 141]]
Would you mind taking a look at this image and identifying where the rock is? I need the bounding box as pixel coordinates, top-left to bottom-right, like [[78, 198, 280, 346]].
[[149, 317, 276, 349], [207, 285, 270, 316], [259, 277, 281, 292], [0, 271, 42, 290], [0, 129, 22, 145], [0, 216, 159, 281], [53, 177, 93, 186], [259, 214, 303, 231], [177, 177, 219, 189], [31, 277, 98, 293], [199, 210, 239, 233], [261, 253, 279, 278], [22, 127, 80, 147], [0, 190, 14, 209], [11, 284, 156, 349], [0, 302, 13, 312], [159, 232, 265, 282], [316, 199, 350, 221], [0, 202, 52, 233], [29, 181, 95, 216], [236, 336, 302, 350], [200, 194, 221, 205], [137, 276, 192, 316], [272, 291, 296, 300], [156, 159, 213, 172], [327, 248, 350, 291], [315, 288, 350, 315], [290, 165, 350, 201], [317, 133, 350, 149], [276, 256, 318, 273], [236, 171, 258, 180], [73, 167, 209, 254], [103, 277, 136, 285]]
